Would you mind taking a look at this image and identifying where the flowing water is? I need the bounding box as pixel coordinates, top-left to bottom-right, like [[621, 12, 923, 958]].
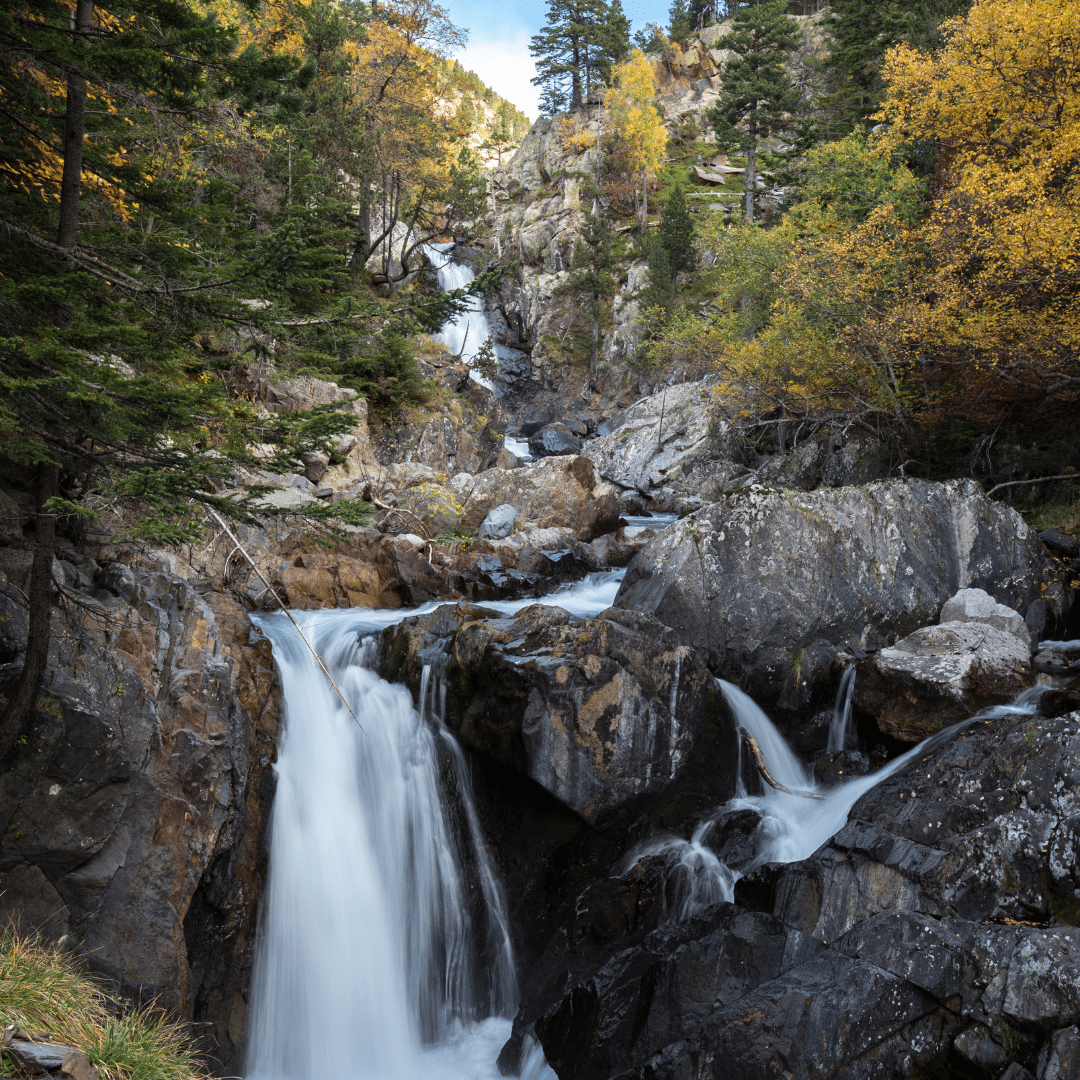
[[826, 666, 857, 754], [424, 244, 496, 391], [628, 679, 1048, 913], [244, 611, 548, 1080]]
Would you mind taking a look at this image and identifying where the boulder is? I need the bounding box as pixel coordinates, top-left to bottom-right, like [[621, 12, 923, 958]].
[[528, 422, 582, 458], [941, 586, 1029, 643], [855, 622, 1033, 741], [582, 381, 728, 497], [382, 604, 739, 826], [448, 456, 621, 542], [615, 479, 1057, 713], [478, 504, 516, 540]]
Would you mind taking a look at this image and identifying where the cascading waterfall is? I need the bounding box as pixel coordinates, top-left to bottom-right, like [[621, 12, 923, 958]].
[[245, 610, 527, 1080], [826, 665, 857, 753], [424, 243, 496, 390], [628, 678, 1048, 915]]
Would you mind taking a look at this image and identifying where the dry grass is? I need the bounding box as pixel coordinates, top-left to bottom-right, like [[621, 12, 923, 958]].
[[0, 928, 205, 1080]]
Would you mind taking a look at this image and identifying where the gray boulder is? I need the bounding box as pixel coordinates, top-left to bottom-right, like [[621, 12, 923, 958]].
[[477, 504, 516, 540], [941, 586, 1029, 643], [528, 422, 582, 457], [855, 621, 1033, 741], [615, 479, 1057, 713]]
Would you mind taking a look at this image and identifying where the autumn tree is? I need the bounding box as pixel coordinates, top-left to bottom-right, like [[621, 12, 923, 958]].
[[531, 0, 630, 114], [606, 48, 667, 225], [707, 0, 802, 221], [877, 0, 1080, 416]]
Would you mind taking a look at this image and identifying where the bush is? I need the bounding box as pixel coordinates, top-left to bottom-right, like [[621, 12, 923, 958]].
[[0, 927, 205, 1080]]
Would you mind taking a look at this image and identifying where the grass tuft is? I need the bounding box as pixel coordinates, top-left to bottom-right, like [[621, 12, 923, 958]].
[[0, 927, 205, 1080]]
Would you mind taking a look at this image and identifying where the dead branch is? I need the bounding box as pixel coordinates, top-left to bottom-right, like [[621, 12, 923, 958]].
[[744, 733, 825, 800]]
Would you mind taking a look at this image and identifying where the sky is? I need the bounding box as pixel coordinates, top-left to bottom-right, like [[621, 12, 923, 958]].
[[444, 0, 676, 119]]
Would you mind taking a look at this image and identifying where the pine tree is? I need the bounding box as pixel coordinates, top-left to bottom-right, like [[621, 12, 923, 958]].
[[658, 182, 697, 299], [568, 210, 617, 381], [823, 0, 971, 136], [668, 0, 716, 42], [531, 0, 630, 114], [706, 0, 802, 222]]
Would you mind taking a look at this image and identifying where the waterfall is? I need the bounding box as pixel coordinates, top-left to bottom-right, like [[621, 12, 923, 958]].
[[826, 665, 857, 754], [245, 609, 532, 1080], [424, 243, 496, 390], [627, 679, 1048, 916]]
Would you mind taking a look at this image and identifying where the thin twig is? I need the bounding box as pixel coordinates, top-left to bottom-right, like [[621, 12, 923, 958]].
[[987, 474, 1077, 497], [204, 508, 365, 733]]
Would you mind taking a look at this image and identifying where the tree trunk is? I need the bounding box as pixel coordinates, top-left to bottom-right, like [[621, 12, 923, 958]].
[[642, 168, 648, 228], [571, 34, 583, 109], [590, 270, 600, 381], [745, 117, 757, 223], [0, 465, 59, 767], [57, 0, 94, 253]]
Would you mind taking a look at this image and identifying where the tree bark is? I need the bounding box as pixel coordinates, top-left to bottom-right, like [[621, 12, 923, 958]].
[[0, 465, 59, 767], [745, 116, 757, 223], [57, 0, 94, 253]]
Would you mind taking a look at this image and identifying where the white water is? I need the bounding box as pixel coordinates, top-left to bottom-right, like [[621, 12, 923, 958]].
[[425, 244, 496, 391], [627, 679, 1047, 913], [827, 666, 857, 754], [245, 611, 541, 1080]]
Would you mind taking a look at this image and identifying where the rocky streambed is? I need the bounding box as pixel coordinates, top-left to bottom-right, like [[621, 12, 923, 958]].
[[0, 461, 1077, 1080]]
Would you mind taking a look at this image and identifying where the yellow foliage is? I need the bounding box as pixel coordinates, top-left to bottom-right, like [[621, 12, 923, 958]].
[[607, 49, 667, 182], [879, 0, 1080, 404]]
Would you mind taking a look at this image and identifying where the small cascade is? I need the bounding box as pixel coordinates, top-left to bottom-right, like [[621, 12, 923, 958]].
[[245, 610, 533, 1080], [419, 657, 517, 1018], [424, 243, 497, 390], [826, 665, 857, 754], [630, 678, 1049, 920]]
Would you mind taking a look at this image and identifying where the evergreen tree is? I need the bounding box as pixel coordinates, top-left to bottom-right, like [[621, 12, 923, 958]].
[[642, 182, 696, 306], [706, 0, 802, 221], [668, 0, 716, 42], [823, 0, 971, 136], [531, 0, 630, 114], [568, 210, 617, 380]]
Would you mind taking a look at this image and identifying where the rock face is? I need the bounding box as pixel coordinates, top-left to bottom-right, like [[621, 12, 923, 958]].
[[522, 704, 1080, 1080], [615, 479, 1061, 713], [449, 455, 621, 541], [855, 621, 1033, 741], [382, 604, 739, 826], [0, 548, 277, 1075]]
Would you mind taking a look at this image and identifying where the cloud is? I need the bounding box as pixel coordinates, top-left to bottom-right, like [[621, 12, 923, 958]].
[[454, 30, 541, 119]]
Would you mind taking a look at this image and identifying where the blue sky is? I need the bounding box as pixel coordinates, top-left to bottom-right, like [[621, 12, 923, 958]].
[[444, 1, 674, 118]]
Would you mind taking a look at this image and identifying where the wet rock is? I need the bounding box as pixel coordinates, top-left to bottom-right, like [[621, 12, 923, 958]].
[[528, 423, 582, 457], [478, 504, 516, 540], [449, 456, 621, 542], [954, 1026, 1008, 1068], [698, 808, 762, 869], [1040, 1025, 1080, 1078], [383, 605, 738, 825], [616, 479, 1056, 714], [855, 621, 1032, 742], [941, 586, 1030, 643], [813, 749, 870, 785], [1041, 528, 1079, 559], [1039, 676, 1080, 718]]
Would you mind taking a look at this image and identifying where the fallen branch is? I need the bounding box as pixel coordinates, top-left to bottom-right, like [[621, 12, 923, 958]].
[[987, 474, 1077, 497], [204, 508, 365, 733], [744, 733, 825, 800]]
